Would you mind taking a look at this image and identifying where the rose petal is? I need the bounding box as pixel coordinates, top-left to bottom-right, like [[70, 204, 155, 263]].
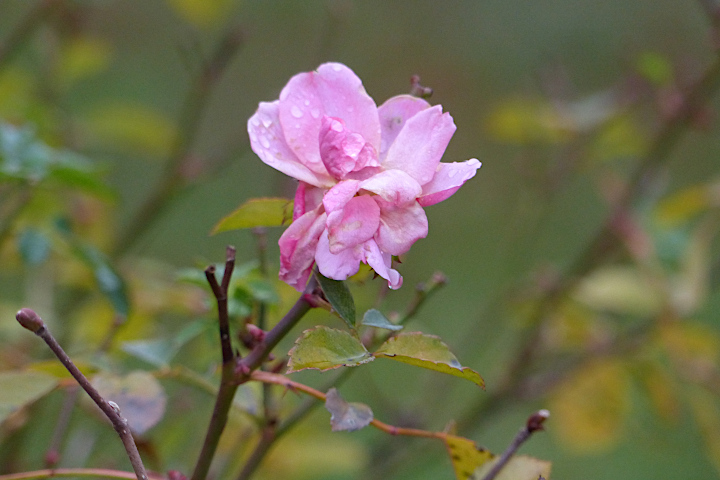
[[315, 229, 363, 280], [360, 169, 422, 206], [293, 181, 325, 220], [279, 208, 327, 291], [319, 116, 379, 180], [381, 105, 456, 186], [417, 159, 481, 207], [327, 195, 381, 253], [248, 101, 334, 188], [323, 179, 361, 214], [363, 240, 403, 289], [375, 200, 428, 256], [278, 63, 380, 173], [377, 95, 431, 160]]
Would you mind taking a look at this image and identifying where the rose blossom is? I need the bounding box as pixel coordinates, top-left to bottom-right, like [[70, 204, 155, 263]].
[[248, 63, 480, 291]]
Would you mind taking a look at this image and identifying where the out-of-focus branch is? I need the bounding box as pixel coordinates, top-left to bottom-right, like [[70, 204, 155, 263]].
[[15, 309, 148, 480], [0, 0, 57, 72], [113, 24, 244, 257], [0, 468, 165, 480]]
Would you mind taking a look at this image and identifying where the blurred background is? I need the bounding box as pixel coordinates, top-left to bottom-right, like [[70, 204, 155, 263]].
[[2, 1, 720, 479]]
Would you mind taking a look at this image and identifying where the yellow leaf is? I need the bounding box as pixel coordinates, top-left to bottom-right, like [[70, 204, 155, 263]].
[[82, 103, 176, 157], [58, 37, 112, 87], [472, 455, 552, 480], [486, 97, 571, 144], [573, 266, 664, 317], [444, 435, 494, 480], [657, 322, 720, 373], [166, 0, 237, 28], [212, 197, 294, 234], [655, 183, 720, 226], [549, 359, 630, 452]]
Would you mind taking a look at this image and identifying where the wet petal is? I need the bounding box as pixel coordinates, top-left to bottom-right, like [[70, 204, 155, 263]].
[[418, 159, 481, 207], [323, 179, 361, 214], [278, 63, 380, 173], [377, 95, 430, 160], [278, 208, 327, 291], [363, 240, 403, 289], [381, 105, 456, 186], [293, 181, 326, 220], [248, 101, 334, 187], [319, 116, 379, 180], [375, 200, 428, 256], [327, 195, 381, 253], [360, 169, 422, 206], [315, 230, 363, 280]]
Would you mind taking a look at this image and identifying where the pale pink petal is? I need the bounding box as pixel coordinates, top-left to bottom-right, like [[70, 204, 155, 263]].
[[319, 116, 379, 180], [248, 101, 334, 188], [375, 200, 428, 256], [293, 181, 325, 220], [381, 105, 456, 186], [315, 230, 363, 280], [363, 240, 403, 289], [278, 63, 380, 173], [323, 179, 360, 214], [359, 169, 422, 206], [377, 95, 430, 160], [327, 195, 380, 254], [418, 159, 482, 207], [278, 208, 327, 291]]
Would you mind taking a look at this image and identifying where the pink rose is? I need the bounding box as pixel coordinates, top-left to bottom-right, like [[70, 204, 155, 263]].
[[248, 63, 480, 290]]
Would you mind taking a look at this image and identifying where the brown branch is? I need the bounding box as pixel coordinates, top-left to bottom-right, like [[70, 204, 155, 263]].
[[15, 309, 148, 480], [0, 468, 165, 480]]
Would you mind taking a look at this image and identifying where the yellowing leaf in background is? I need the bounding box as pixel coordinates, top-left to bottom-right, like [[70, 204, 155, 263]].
[[166, 0, 238, 28], [573, 266, 664, 317], [212, 197, 294, 234], [549, 359, 631, 452], [486, 97, 571, 145], [57, 37, 112, 88], [444, 434, 494, 480], [658, 322, 720, 373], [472, 455, 552, 480], [82, 103, 176, 157], [655, 182, 720, 227]]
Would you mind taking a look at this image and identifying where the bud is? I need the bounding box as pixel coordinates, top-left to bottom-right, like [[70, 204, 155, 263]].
[[526, 409, 550, 433], [16, 308, 45, 333]]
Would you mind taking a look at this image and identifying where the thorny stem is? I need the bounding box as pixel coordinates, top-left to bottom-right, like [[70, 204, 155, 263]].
[[0, 468, 165, 480], [479, 410, 549, 480], [190, 247, 238, 480], [15, 309, 148, 480]]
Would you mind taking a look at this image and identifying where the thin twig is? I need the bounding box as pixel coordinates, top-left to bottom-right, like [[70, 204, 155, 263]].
[[15, 309, 148, 480], [251, 371, 447, 441], [44, 386, 80, 468], [0, 468, 165, 480], [480, 410, 549, 480]]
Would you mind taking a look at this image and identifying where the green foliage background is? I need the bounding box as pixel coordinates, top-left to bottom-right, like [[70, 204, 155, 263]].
[[2, 1, 720, 479]]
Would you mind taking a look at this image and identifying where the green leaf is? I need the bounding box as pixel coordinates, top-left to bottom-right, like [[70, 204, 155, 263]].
[[325, 388, 373, 432], [374, 332, 484, 388], [91, 371, 166, 435], [58, 226, 130, 316], [17, 228, 51, 265], [316, 272, 356, 329], [122, 320, 208, 367], [444, 434, 494, 480], [287, 326, 373, 373], [361, 309, 402, 331], [472, 455, 552, 480], [0, 371, 58, 424], [212, 197, 293, 234]]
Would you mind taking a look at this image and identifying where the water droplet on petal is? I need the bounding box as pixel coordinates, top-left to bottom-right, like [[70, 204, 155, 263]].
[[304, 99, 310, 106], [260, 136, 270, 148], [447, 169, 457, 178], [251, 118, 260, 127], [311, 108, 320, 119], [291, 105, 304, 118]]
